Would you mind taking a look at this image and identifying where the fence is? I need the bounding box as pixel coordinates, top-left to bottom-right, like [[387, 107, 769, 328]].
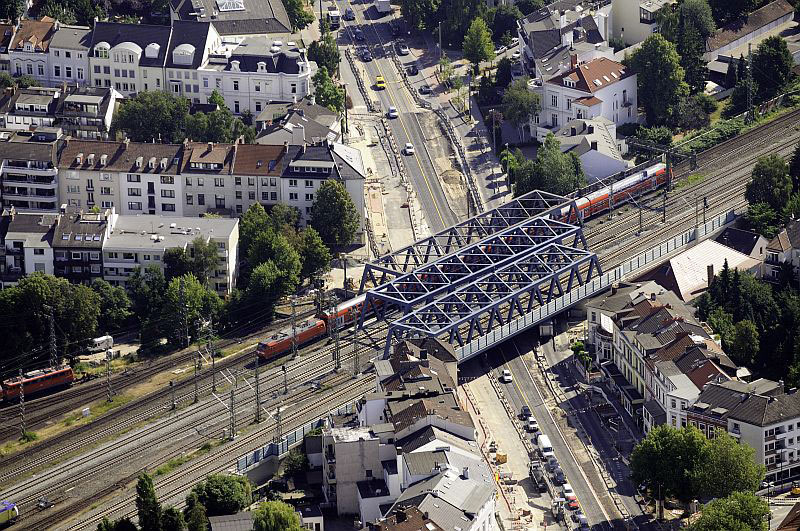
[[235, 402, 355, 473], [456, 209, 738, 361]]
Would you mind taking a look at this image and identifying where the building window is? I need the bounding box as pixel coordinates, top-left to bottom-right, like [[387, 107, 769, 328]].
[[127, 174, 141, 182], [235, 191, 242, 199], [54, 65, 61, 77], [271, 192, 277, 201], [78, 68, 84, 80], [71, 251, 83, 260], [198, 194, 205, 205], [289, 179, 297, 187], [215, 196, 225, 208], [186, 194, 194, 205], [38, 64, 44, 76], [233, 80, 239, 91], [161, 189, 175, 198], [198, 178, 205, 186], [236, 204, 242, 213], [67, 185, 80, 193], [255, 101, 262, 112], [161, 203, 176, 212], [128, 201, 142, 210], [27, 64, 33, 75], [249, 191, 255, 200], [214, 178, 224, 187], [33, 248, 44, 255], [261, 192, 268, 200], [305, 180, 313, 187], [291, 83, 297, 94], [234, 177, 242, 186], [305, 193, 313, 201], [551, 94, 557, 107], [161, 176, 174, 185], [128, 188, 142, 196], [234, 101, 240, 113], [101, 187, 112, 195], [102, 201, 113, 208], [289, 192, 298, 201], [65, 66, 72, 78]]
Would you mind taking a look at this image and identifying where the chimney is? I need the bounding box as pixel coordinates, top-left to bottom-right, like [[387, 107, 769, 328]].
[[707, 264, 714, 288], [206, 141, 213, 153], [283, 141, 289, 154], [587, 125, 594, 134], [590, 141, 597, 150], [123, 137, 130, 149], [570, 54, 577, 69], [611, 282, 619, 295], [462, 466, 470, 479], [650, 292, 656, 301], [570, 126, 576, 136]]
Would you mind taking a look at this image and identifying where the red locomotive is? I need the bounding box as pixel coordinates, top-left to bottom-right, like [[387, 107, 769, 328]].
[[2, 365, 75, 401]]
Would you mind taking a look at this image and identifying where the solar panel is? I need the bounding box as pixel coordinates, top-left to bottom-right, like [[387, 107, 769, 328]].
[[216, 0, 245, 11]]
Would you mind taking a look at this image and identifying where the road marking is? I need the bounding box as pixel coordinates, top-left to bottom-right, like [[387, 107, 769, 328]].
[[499, 340, 615, 526], [339, 6, 448, 229]]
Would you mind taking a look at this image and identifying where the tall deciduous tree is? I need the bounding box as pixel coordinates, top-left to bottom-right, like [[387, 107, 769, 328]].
[[752, 35, 794, 101], [463, 18, 494, 73], [191, 474, 253, 517], [746, 154, 792, 213], [676, 0, 716, 94], [308, 29, 341, 78], [708, 0, 755, 25], [311, 180, 359, 247], [789, 141, 800, 191], [136, 473, 162, 531], [163, 274, 223, 347], [690, 492, 768, 531], [112, 91, 189, 143], [697, 431, 765, 498], [495, 57, 513, 88], [239, 203, 272, 259], [253, 501, 303, 531], [727, 319, 759, 367], [128, 264, 167, 322], [514, 0, 543, 15], [312, 67, 344, 113], [628, 34, 689, 126], [248, 231, 302, 295], [183, 492, 208, 531], [488, 4, 522, 45], [502, 78, 540, 140], [300, 228, 332, 281], [401, 0, 441, 30], [515, 133, 585, 196], [91, 279, 132, 333], [284, 0, 314, 31], [162, 506, 187, 531]]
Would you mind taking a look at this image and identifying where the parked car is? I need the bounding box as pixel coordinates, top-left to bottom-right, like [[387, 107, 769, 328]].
[[386, 106, 399, 118], [552, 467, 565, 485], [500, 369, 512, 383], [562, 483, 575, 497], [510, 37, 520, 47], [354, 28, 365, 41], [397, 42, 410, 55], [520, 405, 531, 419], [407, 64, 419, 76], [511, 50, 522, 60], [343, 7, 355, 19], [404, 142, 415, 155], [494, 45, 507, 56], [545, 456, 559, 472], [565, 494, 580, 510], [418, 84, 432, 95], [362, 49, 372, 61], [526, 418, 539, 432]]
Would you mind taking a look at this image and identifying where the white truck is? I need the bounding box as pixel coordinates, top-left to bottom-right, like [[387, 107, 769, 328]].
[[326, 4, 341, 29], [90, 335, 114, 353], [538, 434, 555, 459], [375, 0, 391, 14]]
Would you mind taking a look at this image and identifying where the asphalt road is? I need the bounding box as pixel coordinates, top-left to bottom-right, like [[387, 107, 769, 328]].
[[336, 2, 459, 233]]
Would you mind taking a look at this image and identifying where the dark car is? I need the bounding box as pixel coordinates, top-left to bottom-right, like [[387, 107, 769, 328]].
[[343, 7, 355, 20], [552, 467, 565, 485], [362, 49, 372, 61], [520, 405, 531, 419], [545, 456, 559, 472], [418, 84, 432, 95], [407, 64, 419, 76], [354, 28, 365, 41], [529, 462, 547, 492]]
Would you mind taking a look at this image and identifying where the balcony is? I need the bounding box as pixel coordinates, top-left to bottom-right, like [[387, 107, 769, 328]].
[[2, 188, 56, 198], [5, 246, 22, 255], [3, 173, 56, 185], [766, 433, 777, 442], [3, 163, 57, 176]]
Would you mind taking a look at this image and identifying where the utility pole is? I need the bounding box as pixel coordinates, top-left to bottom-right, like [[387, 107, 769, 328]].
[[106, 349, 113, 402], [229, 389, 235, 440], [275, 404, 282, 445], [18, 368, 25, 437], [170, 380, 176, 410], [351, 308, 359, 377], [254, 348, 261, 423], [746, 42, 754, 123], [343, 254, 348, 299], [208, 318, 216, 393], [48, 307, 57, 368], [193, 352, 199, 404], [179, 276, 189, 349], [608, 179, 614, 220], [438, 22, 442, 66], [332, 296, 341, 372], [291, 296, 298, 360], [694, 194, 699, 234], [282, 364, 288, 395]]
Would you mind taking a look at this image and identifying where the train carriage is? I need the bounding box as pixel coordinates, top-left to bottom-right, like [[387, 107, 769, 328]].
[[2, 366, 75, 402], [256, 318, 327, 361]]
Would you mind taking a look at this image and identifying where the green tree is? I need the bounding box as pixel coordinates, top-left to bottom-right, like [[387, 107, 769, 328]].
[[746, 154, 792, 212], [707, 307, 735, 344], [128, 265, 168, 321], [708, 0, 755, 25], [690, 492, 768, 531], [185, 112, 210, 142], [253, 501, 302, 531], [163, 274, 223, 347], [162, 506, 187, 531], [514, 0, 543, 15], [502, 78, 540, 140], [40, 1, 77, 23], [14, 75, 40, 88], [628, 34, 689, 126], [312, 67, 344, 113], [724, 57, 738, 88], [311, 180, 360, 247], [402, 0, 441, 30], [636, 125, 674, 147], [136, 472, 162, 531], [752, 35, 794, 100], [191, 474, 252, 517], [697, 431, 764, 498], [656, 4, 679, 43], [0, 72, 14, 89], [184, 492, 208, 531], [463, 18, 494, 73], [676, 0, 715, 94], [164, 248, 193, 280], [727, 319, 759, 367], [308, 29, 340, 78], [91, 279, 132, 333], [0, 0, 23, 20], [112, 91, 189, 143], [488, 4, 522, 46], [238, 261, 283, 318], [789, 141, 800, 191], [283, 448, 310, 480], [189, 237, 221, 285], [240, 203, 272, 259], [248, 231, 302, 295], [208, 89, 226, 108], [727, 78, 758, 117], [675, 96, 712, 131], [284, 0, 314, 31], [495, 57, 513, 88], [516, 133, 585, 196], [300, 228, 332, 281]]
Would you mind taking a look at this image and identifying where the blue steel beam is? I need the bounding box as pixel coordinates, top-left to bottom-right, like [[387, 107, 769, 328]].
[[359, 191, 579, 292], [383, 243, 601, 356], [362, 216, 586, 315]]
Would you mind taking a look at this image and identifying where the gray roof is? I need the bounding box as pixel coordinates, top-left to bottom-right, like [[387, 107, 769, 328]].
[[693, 382, 800, 427], [89, 22, 172, 67], [106, 215, 238, 251], [404, 450, 448, 476], [208, 511, 253, 531], [166, 21, 213, 69], [171, 0, 291, 34], [52, 211, 110, 249], [0, 138, 58, 164], [714, 227, 765, 256], [49, 24, 91, 50], [357, 478, 390, 499], [397, 426, 479, 455]]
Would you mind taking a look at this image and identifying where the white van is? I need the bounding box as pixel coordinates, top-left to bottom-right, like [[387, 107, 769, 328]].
[[91, 335, 114, 352], [538, 434, 554, 458]]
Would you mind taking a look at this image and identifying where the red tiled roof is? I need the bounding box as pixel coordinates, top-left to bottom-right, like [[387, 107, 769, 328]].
[[10, 17, 56, 52], [574, 96, 603, 106], [231, 144, 284, 176], [548, 57, 631, 94]]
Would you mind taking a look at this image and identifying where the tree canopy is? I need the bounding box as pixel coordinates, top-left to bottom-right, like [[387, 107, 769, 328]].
[[690, 492, 768, 531], [300, 227, 332, 281], [484, 5, 522, 46], [91, 279, 132, 334], [136, 473, 162, 531], [312, 67, 345, 113], [307, 29, 340, 79], [191, 474, 252, 517], [746, 154, 793, 213], [675, 0, 716, 94], [628, 34, 689, 127], [163, 274, 223, 347], [462, 18, 494, 71], [514, 133, 585, 196], [311, 180, 360, 247], [112, 91, 189, 144], [253, 501, 303, 531], [708, 0, 755, 25], [284, 0, 314, 31], [502, 78, 540, 136], [752, 35, 794, 101], [401, 0, 441, 30]]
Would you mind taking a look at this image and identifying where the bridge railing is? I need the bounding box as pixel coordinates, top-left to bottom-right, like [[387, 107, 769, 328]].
[[456, 209, 737, 361]]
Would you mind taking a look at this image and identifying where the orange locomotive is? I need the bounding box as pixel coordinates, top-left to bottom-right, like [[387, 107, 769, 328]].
[[2, 365, 75, 401]]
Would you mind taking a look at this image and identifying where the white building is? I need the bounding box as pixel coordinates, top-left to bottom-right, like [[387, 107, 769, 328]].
[[0, 127, 61, 213], [48, 24, 91, 86], [103, 214, 239, 294], [611, 0, 674, 46], [552, 117, 629, 182], [1, 209, 58, 284], [530, 57, 638, 139], [9, 17, 56, 85]]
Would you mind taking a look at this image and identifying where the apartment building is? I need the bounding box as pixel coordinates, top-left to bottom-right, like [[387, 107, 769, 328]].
[[531, 57, 638, 140], [0, 24, 13, 73], [170, 0, 292, 36], [180, 142, 236, 216], [9, 17, 57, 84], [104, 215, 239, 294], [0, 86, 60, 131], [0, 127, 63, 213], [52, 207, 115, 284], [230, 143, 285, 214], [686, 380, 800, 484], [765, 220, 800, 285], [611, 0, 674, 45], [553, 117, 629, 183], [48, 24, 91, 86], [54, 86, 119, 140], [0, 208, 57, 284]]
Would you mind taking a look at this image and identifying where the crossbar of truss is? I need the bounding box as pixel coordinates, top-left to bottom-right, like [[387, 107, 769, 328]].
[[362, 216, 586, 314], [383, 243, 601, 355], [359, 191, 578, 292]]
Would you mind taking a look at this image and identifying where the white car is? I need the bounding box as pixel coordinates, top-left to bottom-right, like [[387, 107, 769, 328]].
[[563, 483, 575, 497], [500, 369, 513, 383], [494, 45, 507, 56], [404, 142, 415, 155], [510, 37, 520, 47], [511, 50, 522, 60], [398, 43, 410, 56], [387, 106, 399, 118], [526, 418, 539, 432]]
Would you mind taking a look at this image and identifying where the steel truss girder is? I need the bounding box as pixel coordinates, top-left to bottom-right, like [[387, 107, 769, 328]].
[[359, 191, 578, 292], [383, 243, 601, 354], [363, 216, 587, 313]]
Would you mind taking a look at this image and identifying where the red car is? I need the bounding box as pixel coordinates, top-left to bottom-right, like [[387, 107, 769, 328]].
[[565, 494, 580, 510]]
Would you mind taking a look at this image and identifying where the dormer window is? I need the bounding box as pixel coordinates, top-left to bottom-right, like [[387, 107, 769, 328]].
[[24, 43, 32, 52], [257, 62, 266, 72], [231, 60, 240, 72], [95, 45, 109, 59], [172, 44, 196, 66], [145, 43, 160, 59]]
